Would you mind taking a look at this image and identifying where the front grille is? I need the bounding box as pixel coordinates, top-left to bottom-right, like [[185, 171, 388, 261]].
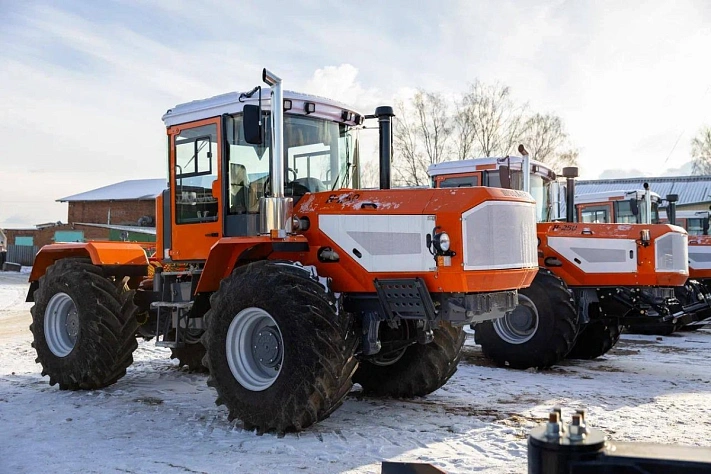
[[655, 232, 688, 273], [461, 201, 538, 270]]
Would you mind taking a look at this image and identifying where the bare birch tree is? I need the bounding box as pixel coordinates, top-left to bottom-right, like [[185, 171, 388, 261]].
[[521, 113, 579, 171], [691, 126, 711, 175], [393, 91, 452, 186], [461, 81, 528, 157]]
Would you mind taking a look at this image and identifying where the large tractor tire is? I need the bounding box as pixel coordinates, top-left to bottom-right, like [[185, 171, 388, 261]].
[[566, 321, 622, 359], [354, 321, 465, 398], [29, 258, 138, 390], [201, 260, 358, 434], [474, 269, 578, 369]]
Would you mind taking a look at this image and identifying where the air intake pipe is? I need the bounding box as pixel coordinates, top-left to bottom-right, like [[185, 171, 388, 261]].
[[562, 167, 578, 223], [375, 106, 394, 190], [666, 194, 678, 226]]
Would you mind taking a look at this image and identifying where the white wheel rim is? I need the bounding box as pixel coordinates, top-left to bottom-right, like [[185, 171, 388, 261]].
[[226, 307, 283, 391], [493, 294, 539, 345], [44, 292, 79, 357], [370, 347, 408, 366]]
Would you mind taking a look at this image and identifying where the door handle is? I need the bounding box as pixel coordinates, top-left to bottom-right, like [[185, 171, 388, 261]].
[[205, 232, 219, 237]]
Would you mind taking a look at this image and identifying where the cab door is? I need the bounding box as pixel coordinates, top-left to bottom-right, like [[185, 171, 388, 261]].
[[168, 118, 221, 261]]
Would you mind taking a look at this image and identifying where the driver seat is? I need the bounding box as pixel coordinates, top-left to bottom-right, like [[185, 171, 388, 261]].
[[230, 163, 249, 214]]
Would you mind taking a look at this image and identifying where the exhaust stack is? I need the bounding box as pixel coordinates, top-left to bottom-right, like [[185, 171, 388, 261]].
[[375, 106, 394, 190], [518, 144, 530, 194], [562, 167, 579, 223], [666, 194, 678, 226], [259, 68, 292, 237]]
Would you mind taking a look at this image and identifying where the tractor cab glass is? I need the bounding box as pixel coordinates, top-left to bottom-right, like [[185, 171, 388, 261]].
[[614, 199, 659, 224], [482, 169, 551, 222], [224, 113, 356, 215], [174, 124, 219, 224]]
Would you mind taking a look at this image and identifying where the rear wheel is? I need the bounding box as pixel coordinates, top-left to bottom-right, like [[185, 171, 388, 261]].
[[354, 322, 465, 397], [30, 258, 138, 389], [566, 321, 622, 359], [474, 269, 578, 369], [202, 261, 358, 433]]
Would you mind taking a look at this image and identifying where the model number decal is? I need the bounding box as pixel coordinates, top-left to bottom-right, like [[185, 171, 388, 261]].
[[552, 224, 578, 231], [326, 193, 361, 204]]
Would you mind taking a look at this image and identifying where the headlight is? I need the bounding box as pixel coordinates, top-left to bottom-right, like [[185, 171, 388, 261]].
[[435, 232, 451, 252]]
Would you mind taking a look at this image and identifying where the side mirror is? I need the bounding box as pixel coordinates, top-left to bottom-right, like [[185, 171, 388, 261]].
[[498, 165, 511, 189], [243, 104, 263, 144], [629, 198, 639, 216]]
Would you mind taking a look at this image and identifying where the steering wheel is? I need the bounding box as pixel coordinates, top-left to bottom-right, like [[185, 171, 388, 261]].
[[264, 169, 312, 199]]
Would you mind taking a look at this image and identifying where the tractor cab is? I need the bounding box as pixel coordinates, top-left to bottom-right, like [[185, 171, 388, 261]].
[[160, 88, 362, 260], [429, 156, 557, 222], [660, 209, 710, 235], [574, 190, 662, 225]]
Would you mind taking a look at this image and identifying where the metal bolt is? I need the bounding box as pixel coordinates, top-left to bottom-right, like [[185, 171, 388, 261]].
[[545, 410, 562, 438], [568, 413, 587, 441]]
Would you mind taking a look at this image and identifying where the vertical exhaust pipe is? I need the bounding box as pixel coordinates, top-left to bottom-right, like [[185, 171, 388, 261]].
[[518, 144, 530, 194], [666, 194, 678, 226], [259, 68, 292, 237], [263, 68, 284, 198], [562, 167, 579, 223], [375, 106, 394, 190], [643, 182, 652, 225]]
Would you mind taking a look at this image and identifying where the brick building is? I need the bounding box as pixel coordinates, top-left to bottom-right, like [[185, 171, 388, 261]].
[[60, 179, 165, 226], [2, 179, 165, 264]]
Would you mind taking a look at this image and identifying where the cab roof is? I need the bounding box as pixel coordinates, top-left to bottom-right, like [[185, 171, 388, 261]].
[[427, 156, 556, 180], [162, 89, 363, 128], [574, 190, 662, 204]]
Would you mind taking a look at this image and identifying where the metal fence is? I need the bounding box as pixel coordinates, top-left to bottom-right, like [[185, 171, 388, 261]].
[[7, 245, 38, 266]]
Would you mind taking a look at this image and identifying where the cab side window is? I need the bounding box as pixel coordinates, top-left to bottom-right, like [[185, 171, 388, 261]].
[[174, 124, 218, 224]]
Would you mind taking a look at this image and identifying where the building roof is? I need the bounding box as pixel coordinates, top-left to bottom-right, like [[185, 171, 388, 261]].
[[57, 179, 166, 202], [575, 175, 711, 207]]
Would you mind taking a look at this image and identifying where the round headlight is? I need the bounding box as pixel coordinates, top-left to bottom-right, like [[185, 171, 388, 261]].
[[436, 232, 451, 252]]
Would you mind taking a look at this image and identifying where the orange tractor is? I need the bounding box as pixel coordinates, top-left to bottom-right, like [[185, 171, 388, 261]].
[[26, 69, 539, 433], [574, 190, 711, 332], [428, 150, 688, 369]]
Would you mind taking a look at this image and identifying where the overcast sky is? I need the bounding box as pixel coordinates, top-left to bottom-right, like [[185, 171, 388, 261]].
[[1, 0, 710, 228]]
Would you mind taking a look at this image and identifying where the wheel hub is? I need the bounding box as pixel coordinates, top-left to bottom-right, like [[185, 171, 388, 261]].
[[226, 307, 284, 391], [492, 295, 539, 345], [253, 327, 281, 368], [508, 305, 535, 333], [44, 292, 80, 357]]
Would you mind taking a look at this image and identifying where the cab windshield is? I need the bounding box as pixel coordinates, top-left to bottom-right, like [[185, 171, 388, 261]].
[[485, 170, 551, 222], [614, 200, 660, 224], [224, 113, 357, 214]]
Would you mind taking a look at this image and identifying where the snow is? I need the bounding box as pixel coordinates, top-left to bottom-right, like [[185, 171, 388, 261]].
[[1, 271, 710, 473]]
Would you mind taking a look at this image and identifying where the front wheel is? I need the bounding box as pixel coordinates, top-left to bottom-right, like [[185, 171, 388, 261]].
[[474, 269, 578, 369], [354, 322, 465, 397], [201, 261, 358, 433]]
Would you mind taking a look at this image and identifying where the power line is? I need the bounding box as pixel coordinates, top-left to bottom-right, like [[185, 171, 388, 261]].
[[664, 84, 711, 165]]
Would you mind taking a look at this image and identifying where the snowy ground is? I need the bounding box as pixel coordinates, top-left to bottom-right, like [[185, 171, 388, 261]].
[[1, 270, 710, 474]]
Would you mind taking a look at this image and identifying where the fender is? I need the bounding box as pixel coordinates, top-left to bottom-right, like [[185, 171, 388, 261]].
[[195, 235, 310, 293], [27, 242, 150, 301]]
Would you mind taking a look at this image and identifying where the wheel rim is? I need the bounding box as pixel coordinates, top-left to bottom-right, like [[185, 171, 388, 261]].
[[371, 347, 408, 366], [492, 294, 539, 345], [226, 307, 283, 391], [44, 292, 79, 357]]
